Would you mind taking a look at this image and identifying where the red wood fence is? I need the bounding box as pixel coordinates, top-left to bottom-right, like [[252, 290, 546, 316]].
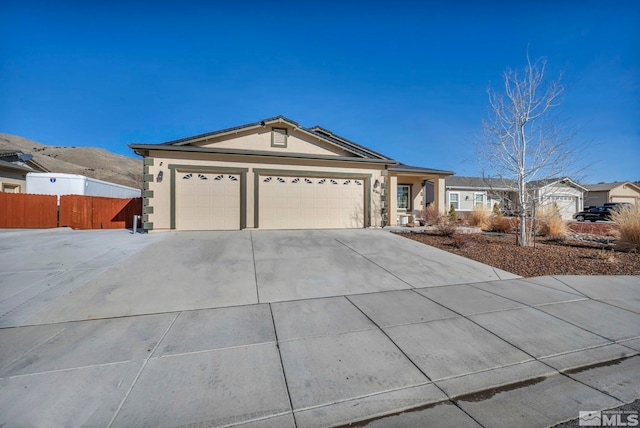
[[0, 193, 58, 228], [0, 193, 142, 229], [60, 196, 142, 229]]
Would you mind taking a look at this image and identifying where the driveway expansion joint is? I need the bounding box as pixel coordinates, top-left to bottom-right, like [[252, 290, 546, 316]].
[[106, 311, 180, 428]]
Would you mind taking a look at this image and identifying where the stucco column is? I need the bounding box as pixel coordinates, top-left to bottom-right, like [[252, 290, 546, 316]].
[[389, 175, 398, 226], [435, 177, 446, 214]]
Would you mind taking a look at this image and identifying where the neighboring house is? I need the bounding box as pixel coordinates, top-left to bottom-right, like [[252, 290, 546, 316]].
[[128, 116, 453, 231], [440, 176, 585, 220], [528, 178, 586, 220], [441, 176, 517, 213], [0, 150, 48, 193], [583, 182, 640, 207]]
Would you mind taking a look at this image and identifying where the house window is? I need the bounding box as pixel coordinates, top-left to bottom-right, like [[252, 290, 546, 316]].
[[271, 128, 288, 148], [449, 192, 459, 210], [397, 185, 411, 211], [474, 193, 484, 208], [2, 183, 20, 193]]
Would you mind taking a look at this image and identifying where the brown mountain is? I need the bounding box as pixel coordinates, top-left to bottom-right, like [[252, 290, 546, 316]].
[[0, 133, 142, 189]]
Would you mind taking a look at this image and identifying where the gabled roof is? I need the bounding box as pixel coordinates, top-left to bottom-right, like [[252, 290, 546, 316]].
[[128, 116, 456, 176], [528, 177, 587, 192], [0, 150, 47, 173], [152, 115, 392, 161], [583, 181, 640, 192]]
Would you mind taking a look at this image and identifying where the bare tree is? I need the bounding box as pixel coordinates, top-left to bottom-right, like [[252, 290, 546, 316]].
[[477, 54, 579, 246]]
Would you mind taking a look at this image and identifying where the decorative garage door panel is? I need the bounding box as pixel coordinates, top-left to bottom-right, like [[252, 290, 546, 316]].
[[177, 173, 240, 230], [259, 176, 365, 229], [547, 195, 577, 220]]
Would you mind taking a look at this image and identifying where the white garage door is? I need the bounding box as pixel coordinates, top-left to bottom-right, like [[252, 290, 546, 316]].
[[259, 175, 365, 229], [176, 172, 240, 230], [547, 196, 578, 220]]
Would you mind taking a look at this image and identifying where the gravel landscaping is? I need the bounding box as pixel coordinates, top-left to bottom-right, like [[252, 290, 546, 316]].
[[395, 222, 640, 277]]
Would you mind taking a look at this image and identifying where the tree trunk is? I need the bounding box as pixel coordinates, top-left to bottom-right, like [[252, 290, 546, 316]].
[[518, 177, 529, 246]]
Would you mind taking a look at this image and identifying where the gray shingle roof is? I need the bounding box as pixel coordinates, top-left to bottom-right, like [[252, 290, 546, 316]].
[[445, 176, 517, 190], [528, 177, 586, 191], [445, 176, 586, 192], [583, 182, 630, 192]]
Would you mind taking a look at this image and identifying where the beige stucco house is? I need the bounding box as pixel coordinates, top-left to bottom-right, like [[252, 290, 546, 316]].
[[583, 182, 640, 207], [129, 116, 453, 231]]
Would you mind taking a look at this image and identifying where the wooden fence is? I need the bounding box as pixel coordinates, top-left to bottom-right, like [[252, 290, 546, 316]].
[[0, 193, 142, 229], [60, 195, 141, 229], [0, 193, 58, 228]]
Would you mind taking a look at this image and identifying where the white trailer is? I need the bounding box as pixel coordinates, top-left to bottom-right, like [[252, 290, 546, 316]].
[[26, 173, 141, 199]]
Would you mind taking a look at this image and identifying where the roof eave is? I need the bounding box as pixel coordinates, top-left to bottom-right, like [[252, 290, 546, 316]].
[[445, 185, 517, 191], [0, 160, 33, 172], [127, 144, 397, 165], [389, 166, 455, 176], [309, 126, 391, 160]]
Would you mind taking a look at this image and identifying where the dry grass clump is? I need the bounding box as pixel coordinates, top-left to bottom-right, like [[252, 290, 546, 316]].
[[537, 204, 567, 240], [610, 204, 640, 251], [488, 216, 514, 233], [469, 206, 491, 230]]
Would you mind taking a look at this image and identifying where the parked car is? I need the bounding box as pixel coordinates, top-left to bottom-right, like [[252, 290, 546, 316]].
[[603, 202, 633, 211], [573, 206, 616, 222]]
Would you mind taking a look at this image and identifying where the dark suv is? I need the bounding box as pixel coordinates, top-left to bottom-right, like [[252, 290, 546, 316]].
[[603, 202, 633, 210], [573, 206, 616, 222]]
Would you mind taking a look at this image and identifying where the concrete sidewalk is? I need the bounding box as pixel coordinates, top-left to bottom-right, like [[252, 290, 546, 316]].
[[0, 229, 638, 427]]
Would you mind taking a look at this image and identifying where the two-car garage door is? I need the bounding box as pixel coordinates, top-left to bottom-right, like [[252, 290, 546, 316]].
[[175, 171, 365, 230], [258, 175, 365, 229]]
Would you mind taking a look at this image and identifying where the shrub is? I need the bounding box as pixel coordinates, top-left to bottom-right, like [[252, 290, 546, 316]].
[[451, 233, 477, 249], [435, 221, 456, 237], [449, 204, 458, 222], [610, 204, 640, 251], [492, 202, 502, 217], [418, 205, 441, 226], [469, 206, 491, 230], [488, 216, 514, 233], [537, 204, 567, 239]]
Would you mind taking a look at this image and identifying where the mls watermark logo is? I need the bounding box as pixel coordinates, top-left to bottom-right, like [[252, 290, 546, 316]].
[[579, 410, 638, 426], [580, 411, 602, 426]]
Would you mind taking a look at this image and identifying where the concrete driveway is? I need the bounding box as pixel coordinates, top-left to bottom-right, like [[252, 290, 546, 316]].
[[0, 228, 639, 427]]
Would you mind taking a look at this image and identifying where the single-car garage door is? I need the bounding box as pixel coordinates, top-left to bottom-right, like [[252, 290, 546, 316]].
[[176, 172, 240, 230], [611, 196, 636, 204], [547, 195, 579, 220], [259, 175, 365, 229]]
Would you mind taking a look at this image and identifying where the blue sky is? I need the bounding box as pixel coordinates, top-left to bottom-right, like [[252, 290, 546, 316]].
[[1, 1, 638, 183]]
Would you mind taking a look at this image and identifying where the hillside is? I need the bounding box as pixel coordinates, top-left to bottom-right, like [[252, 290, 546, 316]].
[[0, 133, 142, 189]]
